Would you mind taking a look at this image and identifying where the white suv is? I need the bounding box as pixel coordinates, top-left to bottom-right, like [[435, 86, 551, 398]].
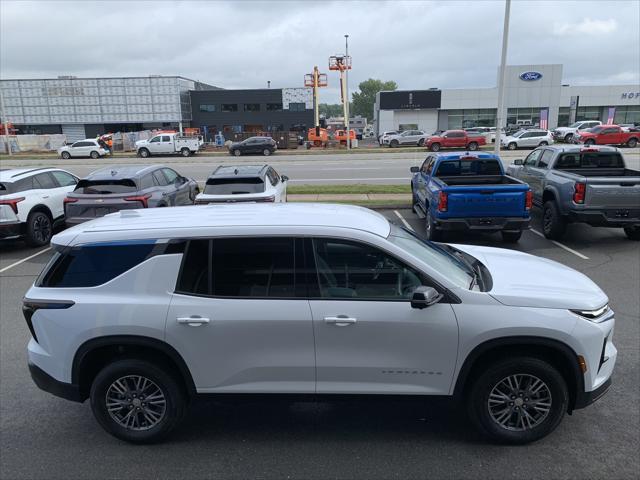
[[0, 168, 78, 245], [501, 129, 554, 150], [58, 139, 108, 159], [25, 204, 616, 444]]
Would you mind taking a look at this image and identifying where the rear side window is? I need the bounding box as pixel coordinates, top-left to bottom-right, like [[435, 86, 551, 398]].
[[203, 177, 265, 195], [538, 150, 553, 168], [555, 153, 625, 169], [37, 241, 157, 288], [34, 173, 57, 189], [75, 179, 138, 194]]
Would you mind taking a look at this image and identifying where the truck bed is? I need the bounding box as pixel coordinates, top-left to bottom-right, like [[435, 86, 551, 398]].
[[556, 168, 640, 177], [437, 175, 523, 186]]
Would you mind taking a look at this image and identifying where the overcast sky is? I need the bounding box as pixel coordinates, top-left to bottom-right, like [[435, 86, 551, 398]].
[[1, 0, 639, 102]]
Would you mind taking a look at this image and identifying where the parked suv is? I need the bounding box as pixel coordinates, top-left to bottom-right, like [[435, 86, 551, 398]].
[[58, 139, 108, 159], [501, 129, 554, 150], [0, 168, 78, 245], [26, 204, 616, 444], [229, 137, 277, 156], [384, 130, 429, 147], [64, 165, 198, 225], [195, 165, 288, 204]]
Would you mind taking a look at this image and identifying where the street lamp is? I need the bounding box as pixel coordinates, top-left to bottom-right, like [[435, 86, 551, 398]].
[[345, 34, 350, 150], [494, 0, 511, 155]]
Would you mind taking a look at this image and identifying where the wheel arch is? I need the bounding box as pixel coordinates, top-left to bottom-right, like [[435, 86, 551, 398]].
[[29, 203, 54, 220], [72, 335, 197, 401], [452, 336, 584, 412], [542, 187, 559, 205]]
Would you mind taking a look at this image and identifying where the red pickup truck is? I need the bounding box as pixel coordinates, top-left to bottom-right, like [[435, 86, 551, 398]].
[[425, 130, 487, 152], [574, 125, 639, 148]]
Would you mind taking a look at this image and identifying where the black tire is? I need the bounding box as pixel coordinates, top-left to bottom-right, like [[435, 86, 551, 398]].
[[61, 151, 71, 160], [623, 225, 640, 240], [538, 141, 548, 146], [390, 140, 399, 148], [467, 357, 568, 444], [627, 138, 638, 148], [90, 359, 187, 444], [468, 142, 478, 151], [425, 210, 443, 241], [507, 142, 517, 150], [90, 151, 99, 159], [263, 148, 271, 156], [411, 188, 418, 214], [584, 139, 595, 146], [181, 148, 191, 157], [501, 230, 522, 243], [25, 210, 53, 247], [542, 200, 567, 240], [418, 138, 425, 147], [139, 148, 150, 158], [430, 142, 441, 152], [564, 133, 573, 143], [233, 149, 241, 157]]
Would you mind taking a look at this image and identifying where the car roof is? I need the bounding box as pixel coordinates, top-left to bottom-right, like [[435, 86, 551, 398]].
[[0, 167, 59, 182], [52, 203, 392, 245], [83, 164, 163, 181], [210, 165, 268, 179], [539, 145, 620, 153], [432, 152, 501, 160]]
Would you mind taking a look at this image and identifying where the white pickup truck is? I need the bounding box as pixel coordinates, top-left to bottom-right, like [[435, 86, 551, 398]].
[[135, 133, 201, 158]]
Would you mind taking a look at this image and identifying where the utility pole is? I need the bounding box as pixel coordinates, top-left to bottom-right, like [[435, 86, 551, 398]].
[[0, 86, 11, 156], [494, 0, 511, 155], [345, 34, 350, 150]]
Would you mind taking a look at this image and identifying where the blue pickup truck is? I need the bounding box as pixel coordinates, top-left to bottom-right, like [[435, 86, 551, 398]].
[[410, 152, 532, 242]]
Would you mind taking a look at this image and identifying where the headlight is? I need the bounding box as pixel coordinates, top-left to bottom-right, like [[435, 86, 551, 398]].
[[570, 304, 610, 322]]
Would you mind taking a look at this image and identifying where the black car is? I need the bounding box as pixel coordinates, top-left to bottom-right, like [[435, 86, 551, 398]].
[[64, 164, 199, 226], [229, 137, 277, 157]]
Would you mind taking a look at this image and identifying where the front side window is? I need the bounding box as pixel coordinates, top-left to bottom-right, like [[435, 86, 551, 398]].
[[162, 168, 179, 183], [311, 238, 423, 300], [524, 149, 542, 167], [149, 136, 160, 143]]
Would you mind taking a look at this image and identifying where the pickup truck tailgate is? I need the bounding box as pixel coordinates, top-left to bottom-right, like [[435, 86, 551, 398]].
[[586, 177, 640, 208], [445, 186, 528, 217]]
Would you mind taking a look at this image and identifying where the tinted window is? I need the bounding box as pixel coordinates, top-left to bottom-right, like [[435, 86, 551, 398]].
[[34, 173, 57, 189], [149, 137, 160, 143], [72, 141, 90, 147], [312, 238, 422, 300], [162, 168, 179, 183], [51, 171, 77, 187], [289, 103, 306, 112], [153, 170, 169, 186], [203, 177, 265, 195], [435, 159, 502, 176], [37, 241, 157, 288], [140, 174, 155, 190], [244, 103, 260, 112], [176, 239, 210, 295], [199, 104, 216, 112], [266, 103, 282, 111], [555, 152, 625, 169], [74, 179, 138, 194], [1, 177, 34, 194], [266, 169, 279, 186], [538, 150, 553, 168], [222, 104, 238, 112], [448, 131, 464, 138]]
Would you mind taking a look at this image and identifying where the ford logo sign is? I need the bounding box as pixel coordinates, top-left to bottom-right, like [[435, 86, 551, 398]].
[[520, 71, 543, 81]]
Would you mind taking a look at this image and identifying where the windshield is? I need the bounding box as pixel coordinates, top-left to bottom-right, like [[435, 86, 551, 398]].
[[388, 225, 474, 289], [204, 177, 265, 195]]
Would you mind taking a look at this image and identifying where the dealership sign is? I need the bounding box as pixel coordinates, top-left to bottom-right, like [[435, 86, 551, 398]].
[[621, 92, 639, 99], [519, 71, 543, 81]]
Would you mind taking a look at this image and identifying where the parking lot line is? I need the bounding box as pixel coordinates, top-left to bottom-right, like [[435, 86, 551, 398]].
[[0, 247, 51, 273], [530, 228, 590, 260], [393, 210, 415, 231]]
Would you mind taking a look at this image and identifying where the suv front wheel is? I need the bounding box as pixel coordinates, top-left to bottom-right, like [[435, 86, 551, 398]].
[[90, 359, 186, 444], [467, 357, 568, 444]]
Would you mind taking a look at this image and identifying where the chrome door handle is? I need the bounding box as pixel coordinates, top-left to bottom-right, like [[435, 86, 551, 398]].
[[177, 316, 210, 326], [324, 316, 357, 326]]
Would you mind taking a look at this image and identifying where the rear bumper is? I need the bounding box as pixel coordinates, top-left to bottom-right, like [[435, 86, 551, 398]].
[[0, 221, 24, 239], [434, 216, 530, 232], [29, 362, 83, 403], [574, 377, 611, 410], [567, 209, 640, 227]]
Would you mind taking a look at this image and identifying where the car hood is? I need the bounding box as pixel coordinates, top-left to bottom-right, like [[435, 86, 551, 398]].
[[135, 139, 149, 146], [449, 244, 608, 310]]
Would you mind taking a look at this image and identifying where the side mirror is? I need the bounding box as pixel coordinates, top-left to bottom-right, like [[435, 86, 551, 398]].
[[281, 175, 289, 182], [410, 166, 419, 173], [513, 159, 523, 166], [410, 286, 443, 309]]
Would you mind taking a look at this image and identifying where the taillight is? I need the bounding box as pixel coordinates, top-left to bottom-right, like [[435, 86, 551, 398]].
[[256, 195, 276, 203], [22, 299, 75, 343], [580, 147, 599, 152], [0, 197, 25, 214], [573, 182, 586, 204], [124, 193, 152, 208], [525, 190, 533, 210], [437, 191, 448, 212], [63, 197, 78, 205]]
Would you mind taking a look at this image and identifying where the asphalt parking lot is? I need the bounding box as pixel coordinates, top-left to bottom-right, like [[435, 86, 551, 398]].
[[0, 207, 638, 479]]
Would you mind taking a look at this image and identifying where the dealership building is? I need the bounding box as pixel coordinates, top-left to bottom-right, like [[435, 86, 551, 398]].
[[374, 64, 640, 135]]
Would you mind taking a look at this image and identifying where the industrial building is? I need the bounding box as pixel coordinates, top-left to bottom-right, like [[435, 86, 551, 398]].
[[374, 64, 640, 135]]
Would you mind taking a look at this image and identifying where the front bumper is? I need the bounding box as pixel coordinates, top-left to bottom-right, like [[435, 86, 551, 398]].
[[567, 209, 640, 227], [434, 216, 530, 232], [0, 221, 24, 239], [28, 362, 83, 403], [574, 377, 611, 410]]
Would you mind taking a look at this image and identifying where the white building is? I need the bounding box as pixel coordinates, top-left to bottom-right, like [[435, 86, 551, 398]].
[[374, 64, 640, 135]]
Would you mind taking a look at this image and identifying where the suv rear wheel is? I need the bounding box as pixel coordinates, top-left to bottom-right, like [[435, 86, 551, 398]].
[[263, 148, 271, 156], [507, 142, 517, 150], [90, 359, 186, 444], [61, 151, 71, 160], [390, 140, 399, 148], [467, 357, 568, 444], [90, 151, 100, 159], [25, 211, 52, 246]]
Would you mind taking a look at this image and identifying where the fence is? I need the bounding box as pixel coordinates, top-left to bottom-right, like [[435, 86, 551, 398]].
[[0, 134, 68, 153]]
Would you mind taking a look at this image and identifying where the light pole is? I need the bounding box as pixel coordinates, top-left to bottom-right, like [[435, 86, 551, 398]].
[[345, 34, 350, 150], [494, 0, 511, 155], [0, 86, 11, 156]]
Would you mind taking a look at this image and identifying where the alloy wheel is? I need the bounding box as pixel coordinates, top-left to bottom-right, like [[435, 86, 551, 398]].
[[32, 214, 51, 243], [488, 374, 552, 431], [105, 375, 167, 431]]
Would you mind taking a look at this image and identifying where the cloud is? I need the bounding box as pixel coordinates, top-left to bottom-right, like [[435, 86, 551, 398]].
[[553, 18, 618, 36]]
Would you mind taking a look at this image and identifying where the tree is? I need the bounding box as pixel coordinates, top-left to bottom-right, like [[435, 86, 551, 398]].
[[319, 103, 344, 118], [351, 79, 398, 121]]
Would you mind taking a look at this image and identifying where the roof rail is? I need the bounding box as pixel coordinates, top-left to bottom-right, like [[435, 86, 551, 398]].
[[10, 167, 52, 178]]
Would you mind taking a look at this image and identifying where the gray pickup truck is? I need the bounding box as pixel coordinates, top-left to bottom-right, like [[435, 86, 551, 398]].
[[507, 145, 640, 240]]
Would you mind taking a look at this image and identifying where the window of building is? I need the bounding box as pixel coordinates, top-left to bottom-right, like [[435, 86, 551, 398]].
[[558, 107, 570, 127], [447, 109, 496, 129], [506, 108, 541, 127], [614, 105, 640, 125], [288, 103, 306, 112], [267, 103, 283, 111], [199, 104, 216, 112], [399, 124, 418, 131], [575, 106, 601, 122], [244, 103, 260, 112], [222, 104, 238, 112]]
